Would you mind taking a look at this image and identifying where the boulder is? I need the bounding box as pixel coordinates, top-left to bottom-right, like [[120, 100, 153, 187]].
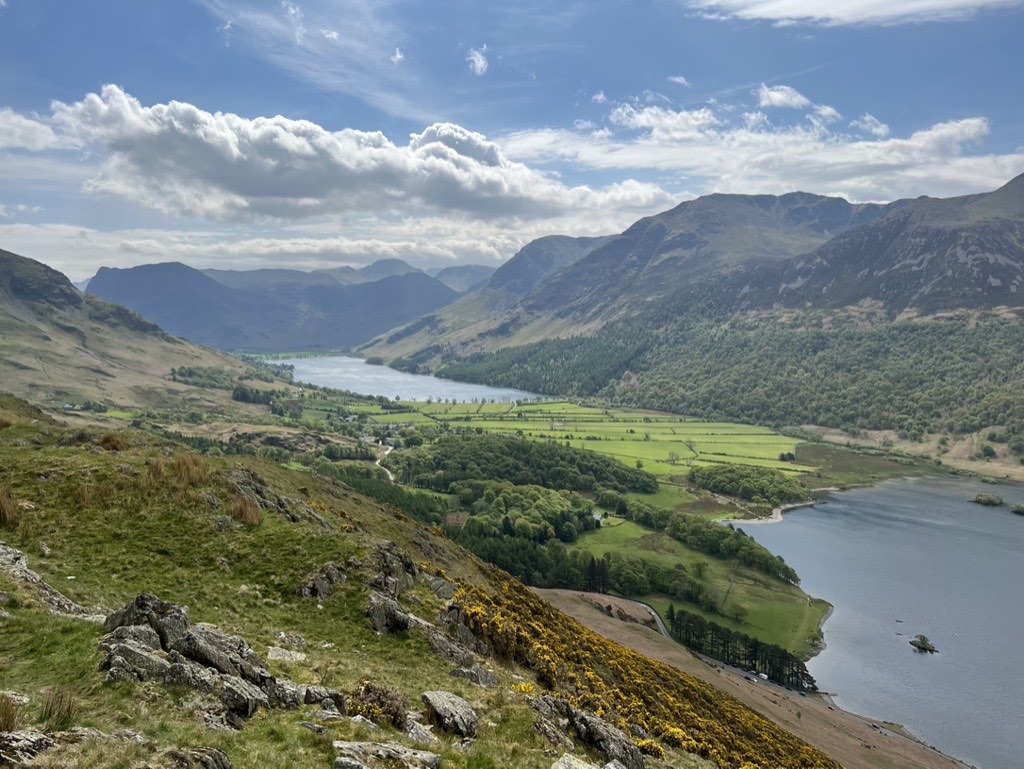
[[267, 646, 306, 663], [219, 676, 268, 718], [332, 740, 441, 769], [425, 575, 456, 600], [165, 657, 219, 694], [421, 690, 479, 737], [167, 747, 234, 769], [101, 641, 171, 682], [172, 624, 268, 685], [299, 564, 347, 600], [263, 679, 306, 709], [99, 624, 162, 651], [105, 594, 191, 649], [451, 664, 499, 688], [404, 719, 439, 746], [367, 593, 415, 634], [565, 709, 644, 769], [552, 755, 601, 769], [0, 730, 54, 765]]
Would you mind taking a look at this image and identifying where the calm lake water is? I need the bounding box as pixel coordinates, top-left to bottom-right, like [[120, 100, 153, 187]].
[[748, 476, 1024, 769], [281, 355, 538, 403]]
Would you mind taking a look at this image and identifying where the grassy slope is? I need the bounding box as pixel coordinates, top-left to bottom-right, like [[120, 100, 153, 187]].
[[577, 518, 828, 657], [0, 398, 830, 769]]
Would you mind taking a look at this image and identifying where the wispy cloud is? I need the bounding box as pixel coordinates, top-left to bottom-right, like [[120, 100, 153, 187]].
[[0, 108, 62, 151], [667, 75, 691, 87], [390, 46, 404, 64], [320, 28, 339, 41], [591, 90, 608, 104], [756, 83, 810, 109], [466, 45, 489, 76], [684, 0, 1024, 25]]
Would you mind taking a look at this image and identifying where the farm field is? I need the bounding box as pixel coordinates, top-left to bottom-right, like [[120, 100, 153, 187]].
[[579, 517, 829, 658]]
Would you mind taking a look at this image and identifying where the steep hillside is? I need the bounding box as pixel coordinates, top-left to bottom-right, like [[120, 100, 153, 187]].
[[88, 262, 459, 353], [0, 398, 840, 769], [0, 250, 244, 408]]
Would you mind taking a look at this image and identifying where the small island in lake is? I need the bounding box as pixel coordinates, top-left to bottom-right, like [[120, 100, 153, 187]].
[[910, 634, 938, 653], [1012, 503, 1024, 516], [972, 494, 1003, 507]]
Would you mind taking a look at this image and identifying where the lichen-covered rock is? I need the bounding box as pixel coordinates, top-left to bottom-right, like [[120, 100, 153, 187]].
[[165, 656, 219, 694], [299, 564, 347, 600], [0, 730, 54, 765], [565, 709, 644, 769], [333, 740, 441, 769], [423, 626, 475, 667], [370, 542, 417, 597], [172, 624, 268, 685], [100, 624, 162, 651], [421, 690, 479, 737], [219, 675, 268, 717], [104, 593, 192, 649], [404, 718, 439, 746], [451, 664, 499, 688], [552, 755, 601, 769], [367, 592, 415, 634], [267, 646, 306, 663], [167, 747, 234, 769], [101, 641, 171, 682]]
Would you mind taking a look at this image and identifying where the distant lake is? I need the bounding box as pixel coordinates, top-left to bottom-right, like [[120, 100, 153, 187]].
[[281, 355, 538, 403], [748, 475, 1024, 769]]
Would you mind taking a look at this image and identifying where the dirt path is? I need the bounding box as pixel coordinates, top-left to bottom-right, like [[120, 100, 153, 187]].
[[375, 444, 395, 482]]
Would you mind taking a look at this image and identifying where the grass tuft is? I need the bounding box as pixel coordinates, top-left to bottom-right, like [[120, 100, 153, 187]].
[[99, 433, 129, 452], [169, 454, 209, 486], [229, 497, 263, 526], [40, 687, 78, 731], [0, 694, 18, 731], [0, 417, 12, 430], [0, 484, 19, 529]]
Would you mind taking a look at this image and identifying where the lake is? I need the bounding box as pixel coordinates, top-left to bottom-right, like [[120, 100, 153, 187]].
[[281, 355, 538, 403], [747, 475, 1024, 769]]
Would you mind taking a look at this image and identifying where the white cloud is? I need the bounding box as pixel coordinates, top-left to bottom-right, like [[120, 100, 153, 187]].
[[0, 203, 43, 218], [684, 0, 1024, 25], [281, 1, 306, 43], [502, 103, 1024, 203], [466, 45, 489, 76], [851, 113, 890, 138], [43, 85, 672, 224], [813, 105, 841, 123], [756, 83, 810, 109], [390, 47, 404, 64], [0, 108, 62, 151], [320, 28, 339, 41], [573, 119, 596, 131], [667, 75, 691, 87], [591, 90, 608, 104]]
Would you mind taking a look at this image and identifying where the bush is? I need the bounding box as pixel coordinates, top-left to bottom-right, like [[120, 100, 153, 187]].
[[972, 494, 1003, 507], [0, 694, 18, 731], [0, 418, 12, 430], [40, 688, 77, 731], [0, 484, 18, 529], [228, 497, 262, 526], [349, 680, 408, 728]]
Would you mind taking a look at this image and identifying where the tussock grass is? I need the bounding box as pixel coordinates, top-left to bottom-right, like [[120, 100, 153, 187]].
[[40, 687, 78, 730], [0, 484, 18, 529], [0, 693, 18, 731], [0, 417, 12, 430], [75, 482, 95, 507], [229, 497, 262, 526], [98, 433, 129, 452], [168, 454, 209, 485], [146, 457, 165, 479]]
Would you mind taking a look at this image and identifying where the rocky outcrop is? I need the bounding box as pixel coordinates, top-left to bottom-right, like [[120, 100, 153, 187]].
[[551, 755, 600, 769], [451, 664, 498, 688], [0, 542, 104, 621], [167, 747, 234, 769], [370, 542, 418, 597], [421, 690, 479, 738], [226, 468, 330, 528], [299, 563, 347, 600], [332, 740, 441, 769], [367, 592, 418, 634], [0, 730, 54, 765], [530, 696, 644, 769], [438, 605, 491, 657]]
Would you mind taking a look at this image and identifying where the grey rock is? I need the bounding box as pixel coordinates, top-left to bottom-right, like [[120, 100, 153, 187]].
[[267, 646, 306, 663], [101, 641, 171, 682], [565, 709, 644, 769], [404, 719, 440, 746], [370, 542, 417, 597], [172, 624, 268, 685], [440, 605, 490, 656], [167, 747, 234, 769], [423, 626, 475, 667], [0, 730, 54, 765], [303, 684, 332, 705], [421, 690, 479, 737], [300, 721, 327, 735], [105, 594, 192, 649], [165, 658, 219, 694], [349, 715, 379, 730], [0, 542, 102, 620], [367, 592, 415, 633], [333, 740, 441, 769], [263, 679, 305, 709], [299, 564, 347, 600], [273, 630, 306, 650], [219, 675, 268, 717], [100, 624, 162, 651], [552, 755, 601, 769], [451, 664, 499, 688], [426, 575, 456, 600], [0, 690, 31, 707], [603, 762, 628, 769]]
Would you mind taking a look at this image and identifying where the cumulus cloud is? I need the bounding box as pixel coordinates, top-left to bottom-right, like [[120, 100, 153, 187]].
[[756, 83, 811, 109], [592, 90, 608, 104], [0, 108, 62, 151], [502, 102, 1024, 202], [667, 75, 691, 87], [684, 0, 1024, 25], [851, 113, 890, 138], [466, 45, 489, 76], [390, 46, 404, 64], [43, 85, 672, 223]]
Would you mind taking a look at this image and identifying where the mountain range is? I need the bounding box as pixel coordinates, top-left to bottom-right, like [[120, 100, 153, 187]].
[[85, 259, 495, 353]]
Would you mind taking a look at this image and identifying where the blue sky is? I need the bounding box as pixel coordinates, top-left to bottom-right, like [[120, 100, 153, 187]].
[[1, 0, 1022, 280]]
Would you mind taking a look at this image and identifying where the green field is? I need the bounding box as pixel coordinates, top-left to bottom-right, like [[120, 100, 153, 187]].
[[578, 518, 828, 657]]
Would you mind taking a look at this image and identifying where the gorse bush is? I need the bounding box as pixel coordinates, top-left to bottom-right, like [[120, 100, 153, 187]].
[[0, 484, 18, 529], [40, 687, 77, 731], [349, 680, 408, 728]]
